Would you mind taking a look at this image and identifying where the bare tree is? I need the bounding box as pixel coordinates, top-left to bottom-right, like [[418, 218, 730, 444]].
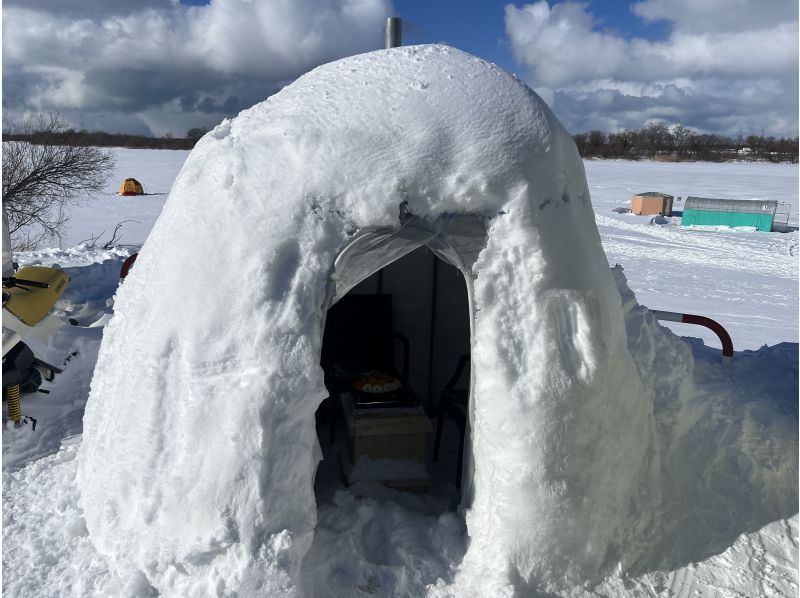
[[77, 219, 139, 250], [187, 127, 208, 141], [2, 113, 115, 250], [641, 122, 671, 155]]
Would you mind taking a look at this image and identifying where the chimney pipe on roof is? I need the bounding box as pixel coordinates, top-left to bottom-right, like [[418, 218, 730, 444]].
[[385, 17, 402, 49]]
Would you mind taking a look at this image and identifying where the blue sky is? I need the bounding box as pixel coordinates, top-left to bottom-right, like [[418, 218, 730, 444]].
[[3, 0, 797, 136], [395, 0, 671, 72]]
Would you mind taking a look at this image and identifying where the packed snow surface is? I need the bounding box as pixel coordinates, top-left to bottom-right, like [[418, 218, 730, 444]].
[[585, 159, 798, 350], [3, 44, 797, 597]]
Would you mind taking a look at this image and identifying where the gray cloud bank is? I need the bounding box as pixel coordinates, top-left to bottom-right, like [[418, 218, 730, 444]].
[[3, 0, 393, 135], [4, 0, 797, 137], [506, 0, 799, 136]]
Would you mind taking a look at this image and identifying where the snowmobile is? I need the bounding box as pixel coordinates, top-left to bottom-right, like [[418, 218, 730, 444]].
[[2, 210, 68, 429]]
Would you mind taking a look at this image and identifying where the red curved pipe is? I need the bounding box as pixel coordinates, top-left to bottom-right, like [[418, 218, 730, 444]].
[[652, 310, 734, 357], [119, 253, 138, 281]]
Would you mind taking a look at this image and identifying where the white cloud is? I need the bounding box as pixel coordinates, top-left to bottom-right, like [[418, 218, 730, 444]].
[[505, 1, 799, 136], [3, 0, 393, 135], [632, 0, 797, 33]]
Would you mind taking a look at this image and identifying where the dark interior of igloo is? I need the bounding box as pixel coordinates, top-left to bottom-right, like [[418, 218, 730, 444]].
[[314, 245, 471, 510]]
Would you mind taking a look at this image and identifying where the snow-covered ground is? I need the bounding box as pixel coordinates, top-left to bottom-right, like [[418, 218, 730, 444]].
[[3, 147, 797, 596], [52, 151, 800, 352], [59, 149, 192, 250], [585, 159, 798, 351]]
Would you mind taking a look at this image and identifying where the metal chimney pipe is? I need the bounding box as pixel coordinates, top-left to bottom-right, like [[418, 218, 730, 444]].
[[385, 17, 402, 48]]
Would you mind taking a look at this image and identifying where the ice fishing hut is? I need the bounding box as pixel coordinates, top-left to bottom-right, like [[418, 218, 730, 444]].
[[681, 196, 790, 232], [78, 44, 661, 594], [117, 178, 144, 196], [631, 191, 673, 216]]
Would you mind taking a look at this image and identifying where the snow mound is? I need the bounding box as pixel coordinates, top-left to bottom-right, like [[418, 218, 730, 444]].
[[76, 44, 797, 595]]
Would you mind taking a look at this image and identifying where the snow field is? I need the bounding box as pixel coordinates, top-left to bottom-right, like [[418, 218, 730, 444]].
[[586, 159, 798, 350], [58, 149, 192, 250], [57, 136, 800, 354]]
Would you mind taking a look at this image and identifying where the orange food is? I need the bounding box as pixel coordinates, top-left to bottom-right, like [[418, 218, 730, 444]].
[[353, 371, 402, 393]]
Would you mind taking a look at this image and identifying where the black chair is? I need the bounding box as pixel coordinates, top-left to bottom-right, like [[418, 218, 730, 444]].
[[320, 294, 410, 443], [432, 354, 470, 488]]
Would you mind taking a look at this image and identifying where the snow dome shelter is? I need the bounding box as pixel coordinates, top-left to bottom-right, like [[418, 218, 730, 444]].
[[78, 46, 685, 594]]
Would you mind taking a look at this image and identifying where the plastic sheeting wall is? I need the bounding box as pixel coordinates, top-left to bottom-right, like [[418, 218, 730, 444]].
[[682, 209, 774, 231]]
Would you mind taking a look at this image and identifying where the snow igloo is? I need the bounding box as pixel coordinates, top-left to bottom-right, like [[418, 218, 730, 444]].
[[78, 45, 691, 594]]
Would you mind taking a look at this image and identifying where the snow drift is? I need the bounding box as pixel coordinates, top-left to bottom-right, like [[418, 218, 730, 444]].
[[77, 45, 797, 595]]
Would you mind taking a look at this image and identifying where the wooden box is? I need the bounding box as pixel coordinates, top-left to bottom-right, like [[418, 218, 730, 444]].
[[340, 393, 431, 491]]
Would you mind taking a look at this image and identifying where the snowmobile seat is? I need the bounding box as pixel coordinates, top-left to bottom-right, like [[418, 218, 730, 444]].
[[3, 266, 69, 326]]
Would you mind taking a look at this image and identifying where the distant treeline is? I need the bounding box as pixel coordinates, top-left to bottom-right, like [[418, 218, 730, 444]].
[[2, 127, 209, 150], [4, 121, 798, 163], [573, 122, 798, 163]]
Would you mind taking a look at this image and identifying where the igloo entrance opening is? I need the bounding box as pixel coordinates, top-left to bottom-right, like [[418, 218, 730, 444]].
[[313, 243, 472, 509]]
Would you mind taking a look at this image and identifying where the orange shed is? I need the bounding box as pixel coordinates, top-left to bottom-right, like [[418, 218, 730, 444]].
[[631, 192, 673, 216]]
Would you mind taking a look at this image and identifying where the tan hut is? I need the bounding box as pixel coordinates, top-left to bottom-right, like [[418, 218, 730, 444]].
[[631, 192, 673, 216], [118, 178, 144, 196]]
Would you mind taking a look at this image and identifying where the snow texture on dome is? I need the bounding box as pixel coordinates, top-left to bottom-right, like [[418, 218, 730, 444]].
[[77, 45, 797, 595]]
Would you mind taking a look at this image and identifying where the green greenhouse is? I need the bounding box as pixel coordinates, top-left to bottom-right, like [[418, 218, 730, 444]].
[[681, 197, 790, 232]]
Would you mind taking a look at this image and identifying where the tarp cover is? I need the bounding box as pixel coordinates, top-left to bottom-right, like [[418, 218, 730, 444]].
[[326, 215, 487, 307]]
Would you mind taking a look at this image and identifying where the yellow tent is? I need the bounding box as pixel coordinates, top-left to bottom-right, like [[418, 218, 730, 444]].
[[118, 178, 144, 196]]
